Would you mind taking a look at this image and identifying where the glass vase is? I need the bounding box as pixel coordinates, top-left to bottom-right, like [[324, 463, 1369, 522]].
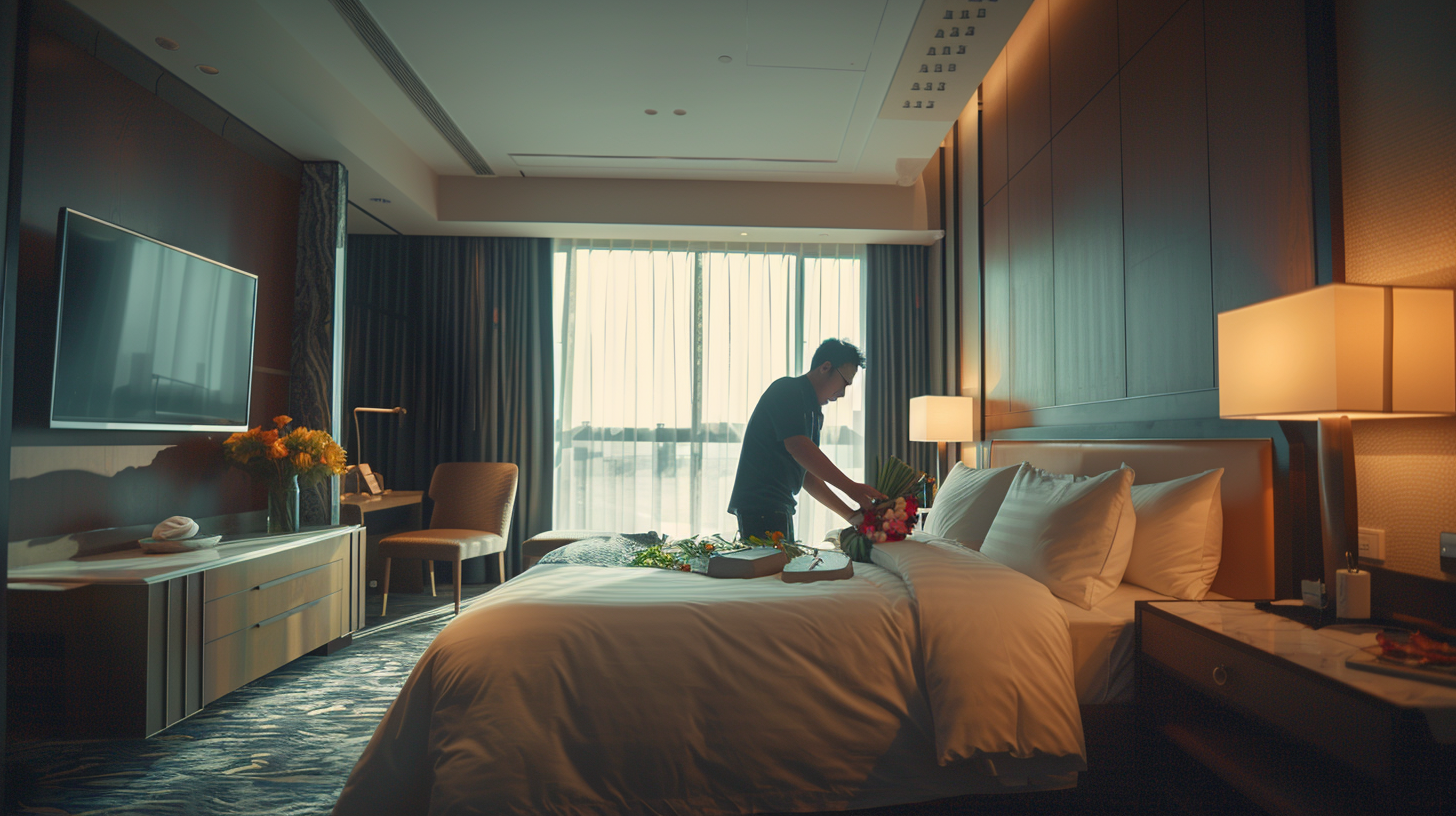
[[267, 474, 300, 534]]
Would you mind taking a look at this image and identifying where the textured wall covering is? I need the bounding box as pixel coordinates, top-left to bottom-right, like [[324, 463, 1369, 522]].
[[291, 162, 348, 527], [1338, 1, 1456, 581]]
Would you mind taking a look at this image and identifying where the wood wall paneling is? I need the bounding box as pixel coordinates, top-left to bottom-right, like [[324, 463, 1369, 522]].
[[981, 51, 1009, 204], [1008, 147, 1056, 411], [10, 25, 300, 541], [1052, 78, 1126, 405], [1206, 0, 1315, 312], [1005, 0, 1052, 178], [1117, 0, 1189, 67], [1049, 0, 1120, 134], [1119, 0, 1214, 397], [983, 189, 1012, 415]]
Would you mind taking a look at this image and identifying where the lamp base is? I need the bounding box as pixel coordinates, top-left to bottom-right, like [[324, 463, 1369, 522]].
[[1316, 415, 1359, 598]]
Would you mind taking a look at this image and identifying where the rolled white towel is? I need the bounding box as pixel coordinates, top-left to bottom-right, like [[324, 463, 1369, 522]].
[[153, 516, 199, 541]]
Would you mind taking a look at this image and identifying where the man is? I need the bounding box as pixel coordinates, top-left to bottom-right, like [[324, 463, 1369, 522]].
[[728, 338, 886, 543]]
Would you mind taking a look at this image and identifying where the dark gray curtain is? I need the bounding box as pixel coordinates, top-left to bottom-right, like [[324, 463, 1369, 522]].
[[864, 244, 937, 483], [345, 235, 553, 579]]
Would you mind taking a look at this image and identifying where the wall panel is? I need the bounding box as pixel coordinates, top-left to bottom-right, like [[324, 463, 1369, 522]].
[[1120, 0, 1213, 396], [1008, 147, 1056, 410], [1005, 0, 1051, 178], [1118, 0, 1187, 66], [981, 52, 1009, 204], [1206, 0, 1315, 312], [1049, 0, 1119, 134], [983, 189, 1012, 415], [1053, 79, 1125, 405]]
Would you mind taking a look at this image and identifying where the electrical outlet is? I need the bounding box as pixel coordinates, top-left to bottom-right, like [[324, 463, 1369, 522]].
[[1441, 532, 1456, 574], [369, 579, 378, 588], [1357, 527, 1385, 561]]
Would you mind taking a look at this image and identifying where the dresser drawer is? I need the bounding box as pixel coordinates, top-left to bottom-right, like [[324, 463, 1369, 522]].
[[203, 559, 345, 643], [202, 589, 343, 704], [204, 535, 350, 601], [1142, 610, 1394, 780]]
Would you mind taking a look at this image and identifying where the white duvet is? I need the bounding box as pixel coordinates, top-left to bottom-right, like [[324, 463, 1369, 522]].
[[333, 538, 1085, 816]]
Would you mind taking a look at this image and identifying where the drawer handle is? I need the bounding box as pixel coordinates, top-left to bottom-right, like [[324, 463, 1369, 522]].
[[254, 563, 331, 592], [1212, 664, 1229, 686], [254, 595, 327, 629]]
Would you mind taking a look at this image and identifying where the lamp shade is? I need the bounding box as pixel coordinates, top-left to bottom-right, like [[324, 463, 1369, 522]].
[[1217, 284, 1456, 420], [909, 396, 977, 442]]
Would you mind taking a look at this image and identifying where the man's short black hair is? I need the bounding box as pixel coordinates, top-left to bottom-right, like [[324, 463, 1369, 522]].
[[810, 338, 865, 371]]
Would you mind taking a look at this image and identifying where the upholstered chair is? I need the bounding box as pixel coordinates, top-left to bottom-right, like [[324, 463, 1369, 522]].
[[379, 462, 518, 616]]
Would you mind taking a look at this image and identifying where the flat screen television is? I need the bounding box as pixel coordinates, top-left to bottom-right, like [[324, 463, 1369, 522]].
[[50, 209, 259, 432]]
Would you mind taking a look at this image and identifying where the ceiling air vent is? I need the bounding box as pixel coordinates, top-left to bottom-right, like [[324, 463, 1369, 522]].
[[328, 0, 494, 176]]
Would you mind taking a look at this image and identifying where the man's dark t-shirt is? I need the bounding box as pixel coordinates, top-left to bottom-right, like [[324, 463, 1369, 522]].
[[728, 376, 823, 514]]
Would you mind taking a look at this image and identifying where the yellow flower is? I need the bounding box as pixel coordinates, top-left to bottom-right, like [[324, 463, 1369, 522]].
[[273, 415, 292, 428], [292, 452, 313, 471]]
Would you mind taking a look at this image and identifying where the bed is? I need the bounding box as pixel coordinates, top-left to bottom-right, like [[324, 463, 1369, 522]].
[[332, 438, 1276, 815]]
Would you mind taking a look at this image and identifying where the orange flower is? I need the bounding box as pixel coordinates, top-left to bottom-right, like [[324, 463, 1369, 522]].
[[266, 440, 289, 460], [260, 429, 279, 445], [273, 415, 292, 428]]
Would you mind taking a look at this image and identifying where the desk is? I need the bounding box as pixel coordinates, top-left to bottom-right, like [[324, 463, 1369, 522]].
[[341, 491, 424, 593]]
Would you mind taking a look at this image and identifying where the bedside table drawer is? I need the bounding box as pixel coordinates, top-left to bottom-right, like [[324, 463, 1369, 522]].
[[1142, 611, 1394, 780]]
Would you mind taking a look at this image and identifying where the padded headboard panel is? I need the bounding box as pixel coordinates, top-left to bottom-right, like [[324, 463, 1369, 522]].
[[988, 439, 1275, 600]]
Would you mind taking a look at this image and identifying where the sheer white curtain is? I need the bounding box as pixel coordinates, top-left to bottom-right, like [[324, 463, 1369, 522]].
[[553, 239, 866, 543]]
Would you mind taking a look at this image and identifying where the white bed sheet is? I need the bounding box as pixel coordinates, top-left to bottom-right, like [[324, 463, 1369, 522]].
[[1060, 583, 1231, 704], [334, 540, 1086, 815]]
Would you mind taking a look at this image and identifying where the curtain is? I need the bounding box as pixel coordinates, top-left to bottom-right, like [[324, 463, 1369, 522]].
[[553, 239, 866, 545], [345, 235, 553, 578], [864, 244, 936, 484]]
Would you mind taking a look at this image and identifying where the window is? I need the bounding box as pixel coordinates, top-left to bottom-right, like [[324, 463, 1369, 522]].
[[552, 239, 866, 542]]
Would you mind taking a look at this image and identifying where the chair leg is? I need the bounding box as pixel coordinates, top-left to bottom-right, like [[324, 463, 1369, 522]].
[[428, 560, 437, 597], [381, 557, 392, 617], [454, 556, 463, 615], [496, 551, 506, 584]]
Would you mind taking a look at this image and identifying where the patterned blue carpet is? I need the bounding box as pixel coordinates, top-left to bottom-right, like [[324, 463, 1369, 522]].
[[5, 604, 457, 815]]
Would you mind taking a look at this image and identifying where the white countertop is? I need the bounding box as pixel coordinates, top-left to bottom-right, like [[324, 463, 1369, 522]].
[[1151, 600, 1456, 742], [6, 526, 359, 586]]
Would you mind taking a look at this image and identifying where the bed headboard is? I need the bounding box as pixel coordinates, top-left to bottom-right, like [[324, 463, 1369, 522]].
[[987, 439, 1275, 600]]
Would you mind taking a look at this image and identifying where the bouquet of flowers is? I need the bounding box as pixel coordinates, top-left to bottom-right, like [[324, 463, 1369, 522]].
[[223, 415, 348, 487], [836, 456, 928, 563], [223, 415, 347, 532]]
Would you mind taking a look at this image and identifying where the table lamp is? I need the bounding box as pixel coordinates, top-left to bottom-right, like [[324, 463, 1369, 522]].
[[349, 406, 407, 496], [1217, 284, 1455, 605], [909, 395, 977, 489]]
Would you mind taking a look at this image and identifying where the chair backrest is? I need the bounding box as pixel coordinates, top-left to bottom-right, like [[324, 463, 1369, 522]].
[[428, 462, 519, 539]]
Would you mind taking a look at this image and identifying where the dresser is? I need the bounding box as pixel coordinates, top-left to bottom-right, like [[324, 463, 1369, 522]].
[[8, 526, 364, 738], [1137, 601, 1456, 814]]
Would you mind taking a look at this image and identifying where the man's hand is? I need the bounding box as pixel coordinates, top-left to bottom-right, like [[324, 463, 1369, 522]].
[[845, 482, 887, 509]]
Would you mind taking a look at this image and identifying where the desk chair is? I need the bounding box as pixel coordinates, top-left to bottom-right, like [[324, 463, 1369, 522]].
[[379, 462, 517, 616]]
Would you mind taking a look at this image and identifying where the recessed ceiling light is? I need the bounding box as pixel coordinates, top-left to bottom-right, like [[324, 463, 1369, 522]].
[[196, 64, 220, 75], [718, 55, 732, 63], [155, 36, 180, 51], [644, 109, 658, 115], [369, 197, 392, 204], [673, 109, 687, 116], [739, 232, 748, 236]]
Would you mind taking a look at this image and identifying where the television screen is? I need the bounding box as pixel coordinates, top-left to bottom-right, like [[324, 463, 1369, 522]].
[[50, 209, 258, 431]]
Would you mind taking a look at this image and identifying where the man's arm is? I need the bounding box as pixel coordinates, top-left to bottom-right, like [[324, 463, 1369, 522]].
[[801, 472, 858, 522], [784, 435, 886, 509]]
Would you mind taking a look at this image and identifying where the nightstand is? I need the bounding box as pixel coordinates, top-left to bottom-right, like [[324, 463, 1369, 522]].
[[1137, 601, 1456, 814]]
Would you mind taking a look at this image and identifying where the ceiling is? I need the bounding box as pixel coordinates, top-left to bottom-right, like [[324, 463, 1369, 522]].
[[69, 0, 1030, 237]]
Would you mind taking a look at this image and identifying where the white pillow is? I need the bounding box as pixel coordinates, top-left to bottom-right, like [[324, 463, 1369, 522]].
[[1123, 468, 1224, 600], [978, 464, 1137, 610], [921, 462, 1021, 549]]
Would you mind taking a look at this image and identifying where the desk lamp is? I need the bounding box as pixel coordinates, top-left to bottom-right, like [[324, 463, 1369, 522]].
[[909, 396, 977, 490], [349, 406, 407, 496], [1217, 284, 1454, 608]]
